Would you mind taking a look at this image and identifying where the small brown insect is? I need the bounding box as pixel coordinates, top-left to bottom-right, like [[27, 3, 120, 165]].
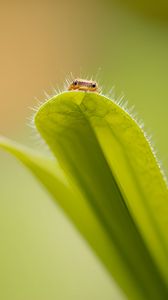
[[68, 78, 99, 92]]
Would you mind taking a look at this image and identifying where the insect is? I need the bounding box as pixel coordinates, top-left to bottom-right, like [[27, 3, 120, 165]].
[[68, 78, 99, 93]]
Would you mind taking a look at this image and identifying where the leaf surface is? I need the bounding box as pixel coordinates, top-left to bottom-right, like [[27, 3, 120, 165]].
[[1, 91, 168, 299]]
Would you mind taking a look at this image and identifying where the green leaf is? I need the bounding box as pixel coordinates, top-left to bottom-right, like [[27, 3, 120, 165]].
[[1, 91, 168, 300]]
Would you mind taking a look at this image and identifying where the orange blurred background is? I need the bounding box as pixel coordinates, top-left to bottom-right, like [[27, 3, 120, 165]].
[[0, 0, 103, 134]]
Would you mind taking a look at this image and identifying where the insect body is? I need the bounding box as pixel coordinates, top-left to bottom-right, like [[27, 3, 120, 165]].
[[68, 79, 99, 93]]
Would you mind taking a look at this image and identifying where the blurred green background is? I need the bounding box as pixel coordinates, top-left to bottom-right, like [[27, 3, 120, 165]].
[[0, 1, 168, 299]]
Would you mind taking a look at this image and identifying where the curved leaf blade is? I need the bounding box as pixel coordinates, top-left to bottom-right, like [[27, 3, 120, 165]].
[[34, 91, 168, 299]]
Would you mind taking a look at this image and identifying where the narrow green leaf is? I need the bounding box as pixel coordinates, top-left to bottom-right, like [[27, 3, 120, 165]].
[[0, 137, 127, 298], [1, 90, 168, 300], [34, 91, 168, 299]]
